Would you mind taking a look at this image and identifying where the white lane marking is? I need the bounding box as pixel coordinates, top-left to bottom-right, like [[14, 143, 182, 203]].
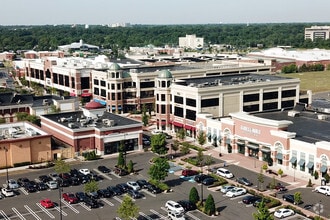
[[36, 203, 55, 219], [54, 206, 68, 216], [101, 198, 114, 206], [150, 209, 167, 219], [186, 212, 201, 220], [113, 196, 123, 203], [19, 187, 29, 195], [93, 169, 113, 180], [110, 172, 122, 179], [141, 189, 156, 197], [61, 199, 80, 213], [138, 212, 153, 220], [79, 202, 92, 211], [12, 208, 26, 220], [24, 205, 42, 220], [0, 210, 10, 220]]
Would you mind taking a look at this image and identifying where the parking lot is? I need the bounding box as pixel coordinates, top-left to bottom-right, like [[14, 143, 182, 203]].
[[0, 151, 326, 219]]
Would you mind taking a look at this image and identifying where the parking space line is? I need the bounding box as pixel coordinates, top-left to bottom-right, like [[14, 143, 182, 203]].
[[110, 172, 122, 179], [36, 203, 55, 219], [0, 210, 10, 220], [61, 200, 80, 213], [138, 212, 153, 220], [141, 189, 156, 198], [12, 208, 26, 220], [93, 169, 113, 180], [186, 212, 201, 220], [79, 202, 92, 211], [24, 205, 42, 220], [19, 187, 29, 195], [54, 206, 68, 216], [101, 198, 114, 206], [150, 209, 167, 219], [113, 196, 123, 203]]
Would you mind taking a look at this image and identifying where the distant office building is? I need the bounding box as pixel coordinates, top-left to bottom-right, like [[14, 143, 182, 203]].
[[179, 34, 204, 49], [305, 26, 330, 41], [58, 39, 99, 52]]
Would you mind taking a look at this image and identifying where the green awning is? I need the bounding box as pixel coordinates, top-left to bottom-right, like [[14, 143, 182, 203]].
[[276, 153, 283, 160], [212, 134, 217, 139], [298, 159, 305, 166], [306, 162, 314, 169], [290, 157, 297, 164], [261, 148, 271, 153], [247, 144, 259, 150], [207, 132, 211, 138], [217, 135, 222, 141], [321, 165, 328, 173]]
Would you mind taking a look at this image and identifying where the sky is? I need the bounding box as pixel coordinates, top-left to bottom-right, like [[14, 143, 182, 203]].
[[1, 0, 329, 25]]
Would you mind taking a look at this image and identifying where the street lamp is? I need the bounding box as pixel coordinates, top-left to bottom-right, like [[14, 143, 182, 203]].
[[4, 147, 9, 189], [200, 161, 204, 205], [57, 180, 63, 220]]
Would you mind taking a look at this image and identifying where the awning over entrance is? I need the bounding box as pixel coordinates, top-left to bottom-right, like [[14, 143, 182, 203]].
[[276, 153, 283, 160], [290, 157, 297, 164], [236, 140, 245, 145], [207, 132, 211, 138], [260, 147, 271, 153], [185, 125, 196, 131], [320, 165, 328, 173], [247, 144, 259, 150], [306, 162, 314, 169], [81, 92, 92, 97], [298, 159, 305, 166], [212, 134, 217, 139], [172, 121, 183, 127], [217, 135, 222, 141]]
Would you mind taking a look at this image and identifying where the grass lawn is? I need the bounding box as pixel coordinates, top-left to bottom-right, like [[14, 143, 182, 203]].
[[282, 70, 330, 93]]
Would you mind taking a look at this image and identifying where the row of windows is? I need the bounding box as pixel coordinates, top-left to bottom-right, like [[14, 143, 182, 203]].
[[174, 107, 196, 120], [243, 100, 295, 112], [243, 90, 296, 102]]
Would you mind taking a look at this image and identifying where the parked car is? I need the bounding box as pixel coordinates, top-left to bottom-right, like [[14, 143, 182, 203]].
[[220, 185, 235, 193], [146, 184, 162, 194], [136, 179, 151, 189], [236, 177, 253, 186], [202, 177, 216, 186], [7, 179, 19, 189], [17, 177, 30, 187], [36, 182, 48, 191], [216, 168, 234, 179], [58, 179, 70, 187], [107, 186, 123, 196], [162, 132, 173, 139], [46, 180, 58, 190], [194, 174, 212, 183], [97, 165, 111, 173], [116, 183, 130, 193], [181, 169, 199, 177], [40, 199, 54, 208], [114, 167, 128, 176], [282, 194, 302, 205], [127, 181, 141, 191], [1, 188, 15, 197], [253, 197, 271, 207], [97, 189, 112, 198], [177, 200, 197, 211], [127, 190, 144, 199], [38, 175, 52, 183], [165, 200, 184, 214], [275, 183, 288, 191], [70, 177, 80, 186], [274, 208, 295, 218], [79, 168, 90, 175], [83, 197, 98, 209], [75, 191, 87, 202], [49, 173, 60, 181], [59, 173, 71, 180], [242, 195, 261, 204], [86, 191, 99, 199], [315, 185, 330, 196], [226, 187, 247, 197], [62, 192, 78, 204], [24, 183, 37, 193], [168, 211, 185, 220]]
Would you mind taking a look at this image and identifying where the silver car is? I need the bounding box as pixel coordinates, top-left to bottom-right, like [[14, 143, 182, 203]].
[[46, 180, 58, 190], [7, 179, 19, 189]]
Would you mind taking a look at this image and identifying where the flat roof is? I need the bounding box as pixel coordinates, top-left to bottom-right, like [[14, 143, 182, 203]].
[[255, 110, 330, 143]]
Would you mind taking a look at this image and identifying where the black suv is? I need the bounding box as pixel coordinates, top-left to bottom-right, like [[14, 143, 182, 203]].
[[194, 174, 212, 183], [83, 197, 98, 209], [146, 184, 162, 194]]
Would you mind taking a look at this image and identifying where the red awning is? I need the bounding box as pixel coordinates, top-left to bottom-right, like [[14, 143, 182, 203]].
[[81, 93, 92, 97], [70, 92, 76, 97], [172, 121, 183, 127], [185, 125, 196, 131]]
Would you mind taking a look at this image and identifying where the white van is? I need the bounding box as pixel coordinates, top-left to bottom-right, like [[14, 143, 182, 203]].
[[315, 185, 330, 196], [168, 211, 186, 220], [216, 168, 234, 179]]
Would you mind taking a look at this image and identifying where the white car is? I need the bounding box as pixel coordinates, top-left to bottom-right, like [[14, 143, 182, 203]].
[[315, 185, 330, 196], [79, 168, 90, 175], [7, 179, 19, 189], [127, 181, 141, 191], [165, 200, 184, 214], [216, 168, 234, 179], [151, 130, 161, 135], [1, 188, 15, 197], [225, 187, 247, 197], [274, 208, 295, 218], [168, 211, 186, 220], [220, 185, 235, 193], [46, 180, 58, 190]]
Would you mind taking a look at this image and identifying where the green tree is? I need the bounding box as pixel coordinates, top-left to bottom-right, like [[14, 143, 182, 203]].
[[314, 170, 319, 180], [141, 104, 149, 126], [0, 118, 5, 124], [176, 128, 186, 141], [148, 157, 170, 183], [252, 199, 274, 220], [277, 168, 284, 177], [150, 133, 167, 155], [117, 195, 139, 220], [196, 149, 204, 166], [257, 169, 265, 191], [197, 131, 206, 147], [204, 194, 216, 216], [50, 104, 60, 113], [117, 151, 125, 168], [127, 160, 134, 173], [294, 191, 302, 205], [262, 163, 268, 172], [180, 144, 190, 155], [83, 180, 99, 193], [189, 187, 200, 204], [53, 159, 70, 174], [171, 140, 179, 156]]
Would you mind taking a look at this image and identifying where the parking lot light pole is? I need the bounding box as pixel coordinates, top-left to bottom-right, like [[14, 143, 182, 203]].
[[200, 161, 204, 205], [58, 181, 63, 220], [4, 147, 9, 188]]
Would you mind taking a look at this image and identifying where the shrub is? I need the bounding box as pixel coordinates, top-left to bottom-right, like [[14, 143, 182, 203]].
[[314, 170, 319, 180], [204, 194, 216, 216], [14, 161, 31, 167], [189, 187, 199, 204]]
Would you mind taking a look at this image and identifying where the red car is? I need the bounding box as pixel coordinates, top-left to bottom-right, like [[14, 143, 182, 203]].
[[62, 192, 79, 204], [40, 199, 54, 208], [181, 169, 199, 177]]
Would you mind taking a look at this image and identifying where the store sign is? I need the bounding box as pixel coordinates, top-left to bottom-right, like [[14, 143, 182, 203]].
[[240, 125, 261, 136]]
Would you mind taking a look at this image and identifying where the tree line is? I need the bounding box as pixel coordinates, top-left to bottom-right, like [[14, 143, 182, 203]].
[[1, 23, 330, 53]]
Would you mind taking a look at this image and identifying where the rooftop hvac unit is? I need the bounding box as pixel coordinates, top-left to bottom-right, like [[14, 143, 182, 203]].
[[318, 114, 327, 120], [103, 119, 115, 126], [68, 123, 78, 129]]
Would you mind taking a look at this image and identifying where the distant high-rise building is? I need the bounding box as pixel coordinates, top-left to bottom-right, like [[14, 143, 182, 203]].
[[305, 26, 330, 41], [179, 34, 204, 49]]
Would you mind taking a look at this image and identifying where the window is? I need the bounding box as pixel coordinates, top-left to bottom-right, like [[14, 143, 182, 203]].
[[81, 77, 90, 89], [243, 93, 259, 102], [140, 81, 154, 88], [174, 96, 183, 104], [101, 89, 106, 97], [263, 91, 278, 100], [174, 107, 183, 117], [94, 79, 99, 85], [263, 102, 278, 110], [282, 89, 296, 98], [161, 94, 166, 101], [117, 93, 121, 100], [161, 105, 166, 114], [94, 88, 99, 95], [186, 109, 196, 120], [100, 80, 106, 87], [243, 104, 259, 112], [111, 84, 115, 90], [111, 93, 115, 100], [161, 81, 166, 87], [71, 77, 75, 88], [117, 84, 121, 90], [201, 98, 219, 107], [186, 98, 196, 107]]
